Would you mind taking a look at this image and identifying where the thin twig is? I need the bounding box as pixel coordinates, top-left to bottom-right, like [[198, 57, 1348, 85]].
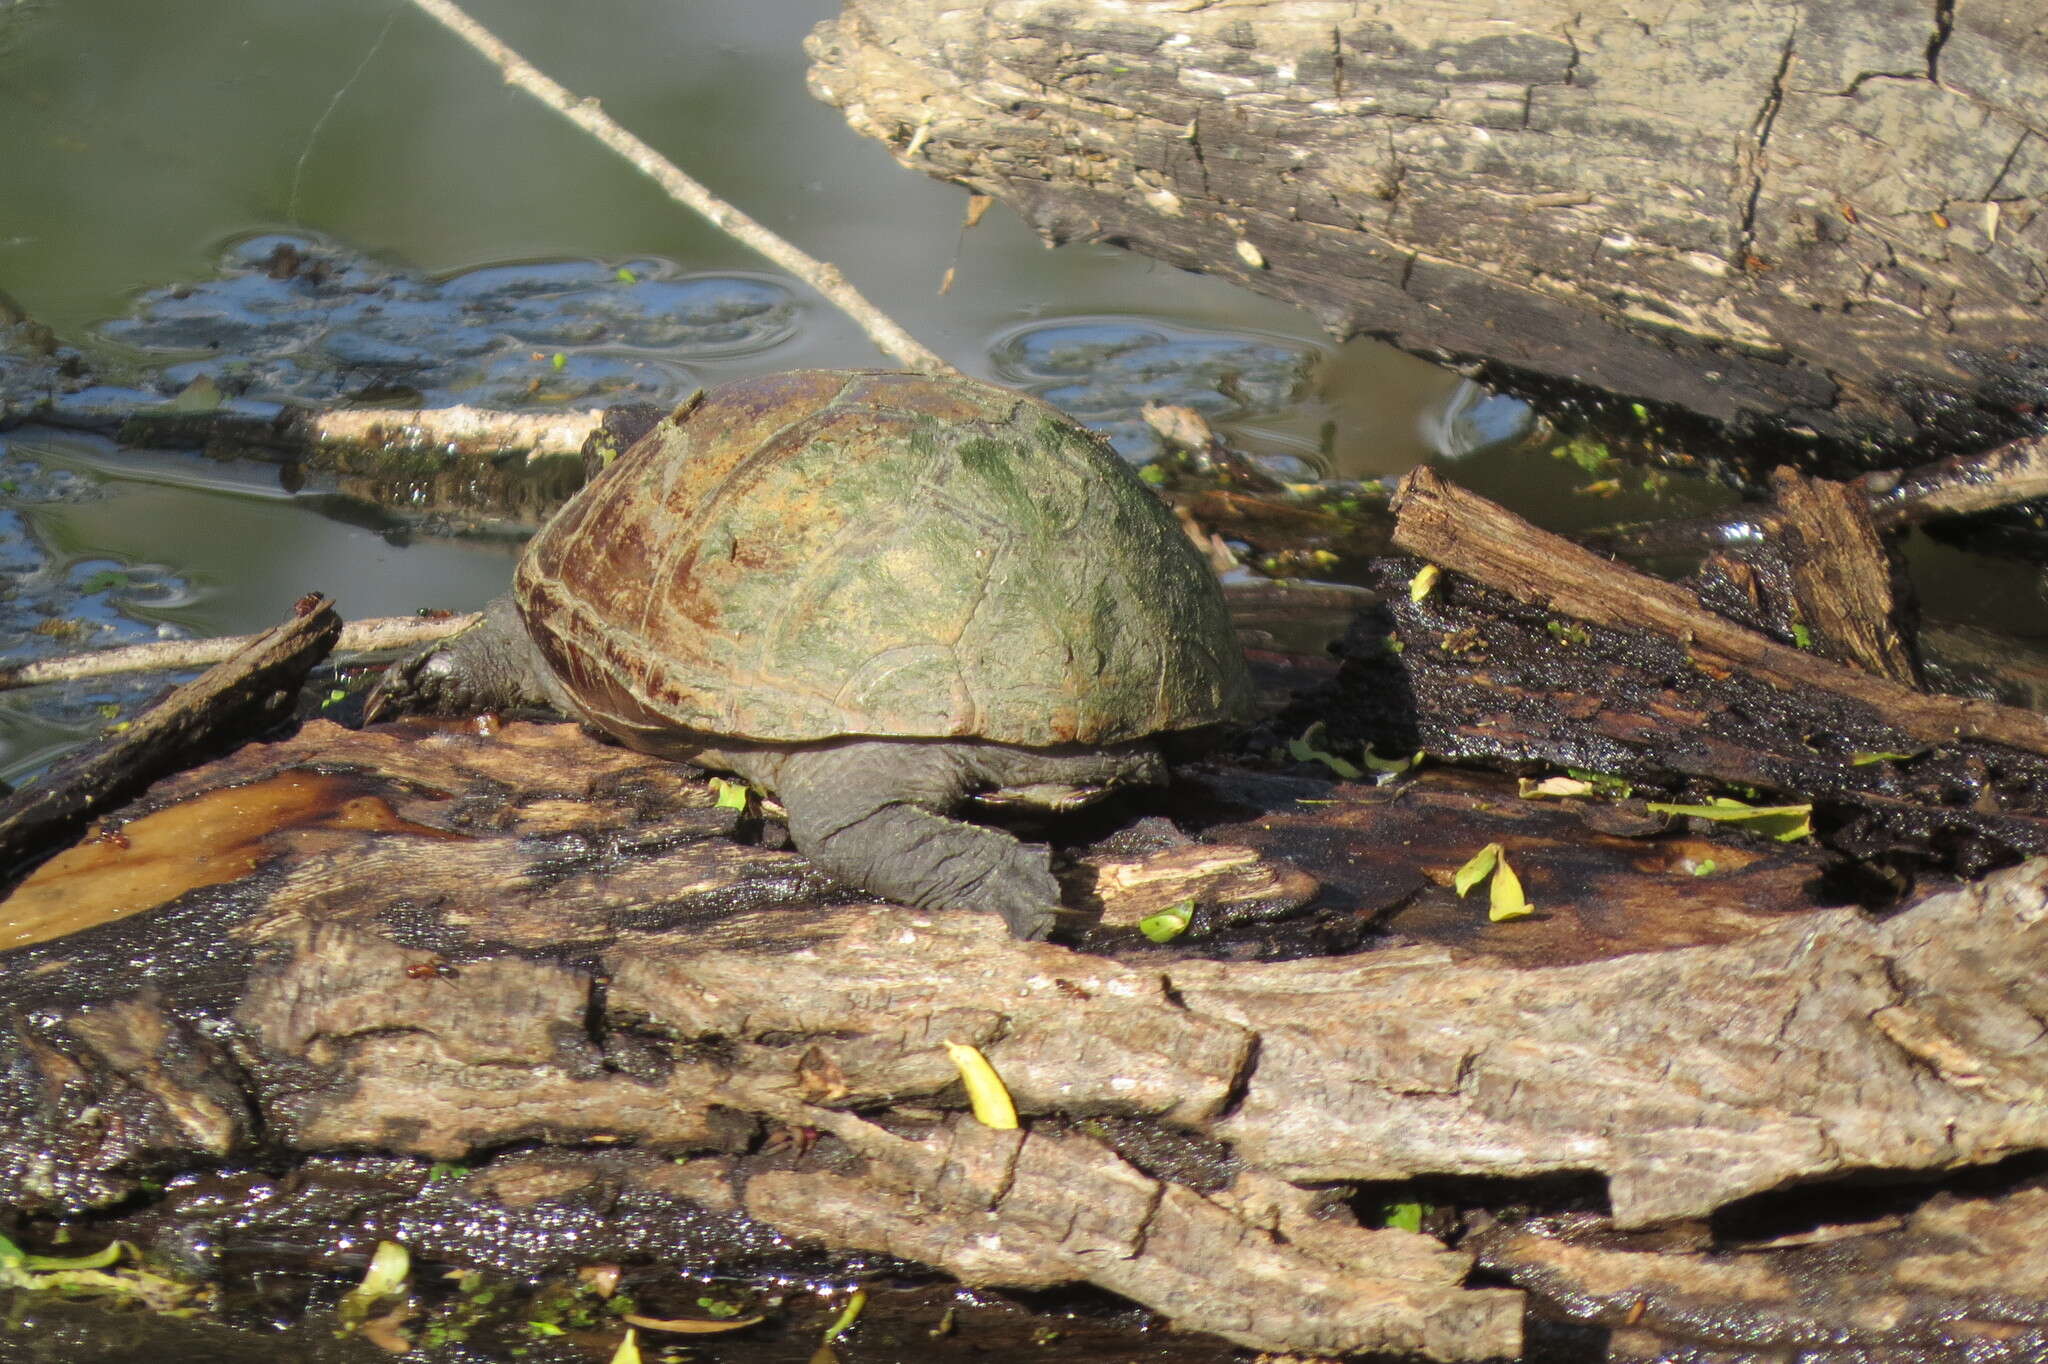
[[405, 0, 957, 378], [0, 614, 480, 693]]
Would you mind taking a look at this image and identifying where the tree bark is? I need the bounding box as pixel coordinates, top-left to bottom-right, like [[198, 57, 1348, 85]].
[[807, 0, 2048, 447]]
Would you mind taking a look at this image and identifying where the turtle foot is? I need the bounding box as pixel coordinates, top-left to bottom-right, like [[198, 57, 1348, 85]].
[[780, 791, 1065, 940]]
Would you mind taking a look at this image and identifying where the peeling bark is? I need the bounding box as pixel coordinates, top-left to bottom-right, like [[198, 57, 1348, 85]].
[[807, 0, 2048, 446]]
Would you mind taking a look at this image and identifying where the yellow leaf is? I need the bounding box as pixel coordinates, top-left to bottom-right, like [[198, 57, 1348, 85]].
[[1487, 853, 1534, 921], [1234, 238, 1266, 268], [823, 1288, 868, 1343], [622, 1312, 764, 1334], [1453, 843, 1501, 898], [944, 1041, 1019, 1129], [1410, 563, 1441, 602], [1518, 775, 1594, 799], [610, 1327, 642, 1364]]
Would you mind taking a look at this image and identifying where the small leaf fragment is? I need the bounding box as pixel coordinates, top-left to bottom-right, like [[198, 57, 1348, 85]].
[[1851, 750, 1919, 766], [1360, 747, 1418, 776], [1644, 798, 1812, 842], [610, 1327, 642, 1364], [622, 1312, 764, 1334], [1384, 1202, 1425, 1233], [1138, 898, 1195, 943], [822, 1288, 868, 1343], [944, 1042, 1019, 1130], [551, 351, 568, 370], [1453, 843, 1502, 898], [615, 266, 639, 284], [1487, 853, 1534, 922], [1791, 622, 1814, 649], [1234, 238, 1266, 268], [711, 777, 752, 811], [1285, 723, 1365, 780], [1410, 563, 1441, 602], [1689, 859, 1718, 876], [1519, 775, 1595, 799], [339, 1240, 411, 1322]]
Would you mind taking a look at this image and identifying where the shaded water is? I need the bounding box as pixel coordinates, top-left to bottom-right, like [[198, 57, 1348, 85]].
[[0, 0, 1476, 784]]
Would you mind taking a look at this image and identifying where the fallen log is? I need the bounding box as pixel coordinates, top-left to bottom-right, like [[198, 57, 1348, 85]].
[[807, 0, 2048, 447], [2, 715, 2046, 1362]]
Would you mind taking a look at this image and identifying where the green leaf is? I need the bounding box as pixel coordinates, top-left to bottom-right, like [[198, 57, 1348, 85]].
[[1138, 898, 1195, 943], [711, 778, 751, 811], [1360, 747, 1418, 775], [1383, 1201, 1425, 1233], [1488, 853, 1534, 921], [615, 266, 639, 283], [1566, 768, 1634, 799], [1851, 750, 1919, 766], [1545, 620, 1591, 646], [1645, 798, 1813, 842], [1791, 623, 1814, 649], [1453, 843, 1501, 898], [22, 1241, 125, 1273], [81, 570, 131, 595], [1137, 462, 1168, 485], [609, 1327, 642, 1364], [551, 352, 568, 370], [1690, 859, 1718, 876]]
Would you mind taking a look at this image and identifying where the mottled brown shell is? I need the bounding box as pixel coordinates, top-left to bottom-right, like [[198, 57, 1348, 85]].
[[514, 369, 1249, 748]]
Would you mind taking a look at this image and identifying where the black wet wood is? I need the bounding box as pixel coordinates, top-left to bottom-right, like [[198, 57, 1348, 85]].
[[0, 595, 340, 877]]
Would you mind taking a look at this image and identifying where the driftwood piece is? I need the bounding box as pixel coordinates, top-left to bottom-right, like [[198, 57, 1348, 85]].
[[1470, 1185, 2048, 1360], [807, 0, 2048, 445], [1391, 467, 2048, 758], [1762, 466, 1919, 685], [0, 596, 340, 882]]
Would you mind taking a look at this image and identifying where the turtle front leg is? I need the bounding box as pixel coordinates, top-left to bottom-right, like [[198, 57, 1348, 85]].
[[757, 743, 1063, 940]]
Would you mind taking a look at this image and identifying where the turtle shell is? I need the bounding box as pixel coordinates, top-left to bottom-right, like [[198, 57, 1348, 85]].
[[514, 369, 1250, 749]]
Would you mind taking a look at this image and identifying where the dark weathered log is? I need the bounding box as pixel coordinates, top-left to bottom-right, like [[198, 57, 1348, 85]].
[[807, 0, 2048, 446], [1391, 467, 2048, 758], [0, 596, 340, 885], [1337, 570, 2048, 873]]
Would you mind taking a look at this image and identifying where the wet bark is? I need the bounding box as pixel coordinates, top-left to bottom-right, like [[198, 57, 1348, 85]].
[[806, 0, 2048, 447], [5, 719, 2048, 1356], [0, 595, 339, 877]]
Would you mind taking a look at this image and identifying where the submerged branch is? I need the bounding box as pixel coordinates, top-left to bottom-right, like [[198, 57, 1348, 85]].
[[0, 614, 479, 693]]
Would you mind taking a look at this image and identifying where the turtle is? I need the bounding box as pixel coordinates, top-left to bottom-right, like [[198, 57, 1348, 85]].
[[370, 369, 1250, 938]]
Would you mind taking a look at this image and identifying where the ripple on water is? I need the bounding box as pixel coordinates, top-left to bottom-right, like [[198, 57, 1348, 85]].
[[96, 232, 802, 410], [988, 315, 1318, 463]]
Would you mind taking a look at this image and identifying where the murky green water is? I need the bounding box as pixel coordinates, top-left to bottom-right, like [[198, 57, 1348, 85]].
[[1, 0, 2041, 782], [0, 0, 1469, 782]]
